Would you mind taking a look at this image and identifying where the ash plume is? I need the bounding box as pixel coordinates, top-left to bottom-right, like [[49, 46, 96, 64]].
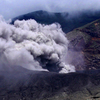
[[0, 16, 75, 73]]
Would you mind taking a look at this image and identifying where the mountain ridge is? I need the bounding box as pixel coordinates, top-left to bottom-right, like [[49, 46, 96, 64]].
[[11, 10, 100, 33], [66, 18, 100, 71]]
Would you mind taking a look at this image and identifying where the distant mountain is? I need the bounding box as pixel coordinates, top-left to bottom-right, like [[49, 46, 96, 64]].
[[11, 10, 100, 33]]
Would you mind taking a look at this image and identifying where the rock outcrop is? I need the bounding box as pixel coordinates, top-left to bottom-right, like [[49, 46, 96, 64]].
[[66, 18, 100, 71]]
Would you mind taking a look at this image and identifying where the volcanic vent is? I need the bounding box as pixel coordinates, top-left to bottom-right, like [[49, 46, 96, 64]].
[[0, 16, 75, 73]]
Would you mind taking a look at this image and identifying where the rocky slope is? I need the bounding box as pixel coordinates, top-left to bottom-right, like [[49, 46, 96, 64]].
[[66, 18, 100, 71]]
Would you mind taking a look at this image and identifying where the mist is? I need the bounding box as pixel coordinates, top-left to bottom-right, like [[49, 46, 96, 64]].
[[0, 0, 100, 19]]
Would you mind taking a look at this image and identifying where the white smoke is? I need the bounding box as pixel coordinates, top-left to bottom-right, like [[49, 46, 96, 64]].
[[0, 16, 75, 73]]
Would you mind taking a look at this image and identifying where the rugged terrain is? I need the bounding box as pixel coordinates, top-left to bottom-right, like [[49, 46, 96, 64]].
[[0, 68, 100, 100], [66, 18, 100, 71]]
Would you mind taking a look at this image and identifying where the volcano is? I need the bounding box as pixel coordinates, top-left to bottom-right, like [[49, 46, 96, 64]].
[[0, 10, 100, 100], [0, 67, 100, 100]]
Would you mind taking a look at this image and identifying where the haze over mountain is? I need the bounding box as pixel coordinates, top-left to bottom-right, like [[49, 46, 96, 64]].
[[1, 0, 100, 20], [12, 10, 100, 33]]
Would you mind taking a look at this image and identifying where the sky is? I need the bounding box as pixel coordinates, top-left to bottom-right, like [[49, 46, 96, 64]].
[[0, 0, 100, 20]]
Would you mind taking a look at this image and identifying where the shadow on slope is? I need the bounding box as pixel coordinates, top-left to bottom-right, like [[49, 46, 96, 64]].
[[0, 66, 100, 100]]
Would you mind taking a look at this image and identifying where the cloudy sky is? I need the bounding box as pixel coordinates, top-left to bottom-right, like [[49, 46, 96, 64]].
[[0, 0, 100, 19]]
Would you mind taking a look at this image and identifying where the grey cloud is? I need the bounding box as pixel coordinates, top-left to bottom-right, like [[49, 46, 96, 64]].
[[0, 0, 100, 19]]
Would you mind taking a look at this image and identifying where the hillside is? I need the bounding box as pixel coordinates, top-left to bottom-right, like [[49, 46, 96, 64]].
[[0, 68, 100, 100], [11, 10, 100, 33], [66, 18, 100, 71]]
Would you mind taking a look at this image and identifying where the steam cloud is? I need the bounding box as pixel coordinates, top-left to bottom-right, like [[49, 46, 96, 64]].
[[0, 16, 75, 73], [1, 0, 100, 19]]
